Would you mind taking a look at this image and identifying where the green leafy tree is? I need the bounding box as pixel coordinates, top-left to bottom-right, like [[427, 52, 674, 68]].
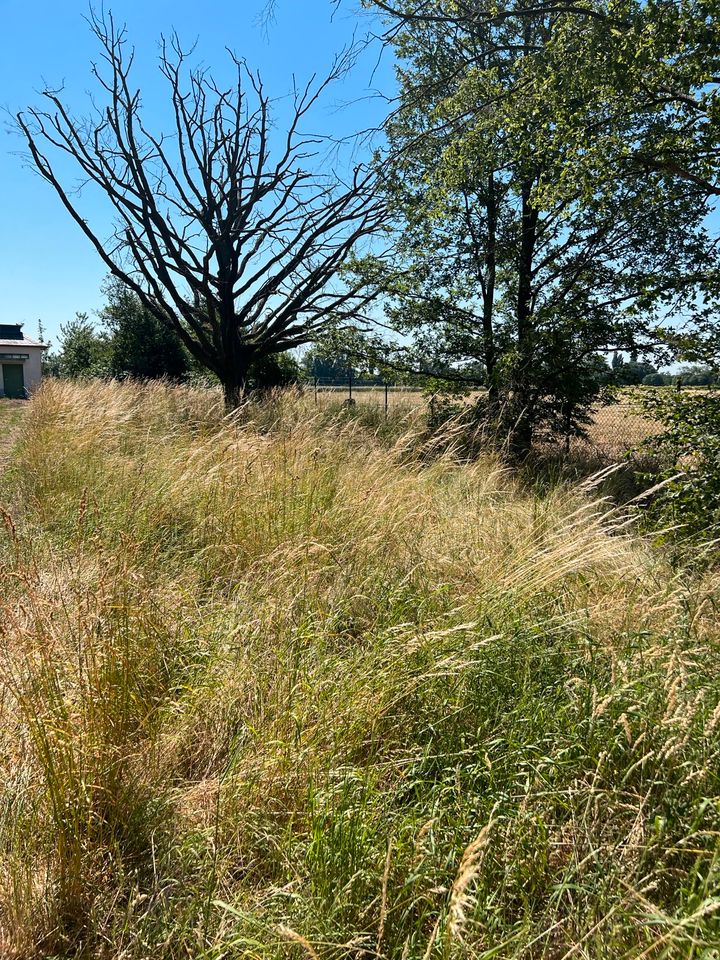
[[301, 326, 395, 383], [100, 279, 189, 381], [55, 313, 111, 379], [639, 390, 720, 545], [302, 347, 356, 382], [613, 360, 659, 386], [248, 352, 300, 389], [363, 0, 715, 454], [678, 364, 718, 387]]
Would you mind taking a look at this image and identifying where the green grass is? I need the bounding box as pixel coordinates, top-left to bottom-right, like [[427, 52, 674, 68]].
[[0, 398, 27, 434], [0, 380, 719, 959]]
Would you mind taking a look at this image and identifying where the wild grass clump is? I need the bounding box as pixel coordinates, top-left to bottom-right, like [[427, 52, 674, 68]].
[[1, 379, 720, 958]]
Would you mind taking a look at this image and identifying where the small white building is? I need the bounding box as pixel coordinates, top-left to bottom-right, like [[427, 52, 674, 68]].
[[0, 324, 47, 398]]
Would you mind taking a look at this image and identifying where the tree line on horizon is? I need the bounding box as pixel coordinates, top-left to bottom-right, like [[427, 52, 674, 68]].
[[46, 283, 720, 391]]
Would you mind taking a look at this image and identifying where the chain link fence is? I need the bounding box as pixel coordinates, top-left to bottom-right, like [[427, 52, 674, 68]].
[[567, 386, 718, 459], [302, 378, 715, 459], [303, 377, 424, 416]]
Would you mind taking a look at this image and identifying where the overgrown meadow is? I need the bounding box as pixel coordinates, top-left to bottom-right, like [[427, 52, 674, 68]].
[[1, 381, 720, 959]]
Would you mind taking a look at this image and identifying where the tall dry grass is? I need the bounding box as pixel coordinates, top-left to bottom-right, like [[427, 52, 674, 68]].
[[0, 380, 719, 958]]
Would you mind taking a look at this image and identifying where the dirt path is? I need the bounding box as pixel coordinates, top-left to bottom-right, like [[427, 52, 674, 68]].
[[0, 400, 28, 474]]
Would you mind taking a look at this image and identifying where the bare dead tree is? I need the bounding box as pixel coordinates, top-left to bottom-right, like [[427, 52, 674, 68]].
[[17, 12, 386, 407]]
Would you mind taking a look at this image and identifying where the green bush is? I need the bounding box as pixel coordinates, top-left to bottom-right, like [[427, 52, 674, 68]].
[[639, 390, 720, 542]]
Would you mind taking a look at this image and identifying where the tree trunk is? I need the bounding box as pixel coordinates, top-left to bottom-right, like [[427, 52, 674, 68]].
[[510, 176, 539, 459], [507, 404, 535, 460], [483, 173, 499, 408], [220, 359, 251, 410], [503, 21, 540, 461], [220, 319, 254, 409], [222, 379, 244, 410]]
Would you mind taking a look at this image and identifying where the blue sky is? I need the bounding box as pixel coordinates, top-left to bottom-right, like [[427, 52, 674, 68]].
[[0, 0, 394, 346]]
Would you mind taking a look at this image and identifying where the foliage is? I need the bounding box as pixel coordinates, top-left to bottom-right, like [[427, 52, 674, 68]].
[[46, 281, 302, 389], [639, 389, 720, 542], [531, 0, 720, 202], [524, 0, 720, 360], [100, 278, 189, 381], [301, 344, 359, 382], [300, 343, 384, 384], [360, 0, 714, 455], [613, 360, 659, 386], [247, 351, 301, 389], [679, 364, 719, 386], [299, 326, 417, 385], [51, 313, 111, 379]]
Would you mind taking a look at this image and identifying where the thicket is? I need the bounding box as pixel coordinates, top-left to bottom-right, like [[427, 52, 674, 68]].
[[2, 381, 720, 958], [638, 390, 720, 546]]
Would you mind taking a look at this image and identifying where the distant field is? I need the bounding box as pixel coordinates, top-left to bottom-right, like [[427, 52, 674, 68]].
[[312, 383, 425, 408], [577, 394, 663, 454], [312, 385, 664, 455]]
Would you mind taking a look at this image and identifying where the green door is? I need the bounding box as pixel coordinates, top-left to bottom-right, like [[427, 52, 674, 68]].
[[2, 364, 24, 399]]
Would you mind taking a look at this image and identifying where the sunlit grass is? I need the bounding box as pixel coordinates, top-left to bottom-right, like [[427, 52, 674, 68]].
[[0, 380, 719, 958]]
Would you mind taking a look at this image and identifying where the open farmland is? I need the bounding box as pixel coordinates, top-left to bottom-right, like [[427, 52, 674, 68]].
[[1, 381, 720, 958], [313, 386, 665, 458], [575, 393, 665, 456]]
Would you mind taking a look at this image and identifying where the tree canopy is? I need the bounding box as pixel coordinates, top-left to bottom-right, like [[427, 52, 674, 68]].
[[19, 1, 720, 448], [100, 278, 189, 382], [356, 0, 718, 452]]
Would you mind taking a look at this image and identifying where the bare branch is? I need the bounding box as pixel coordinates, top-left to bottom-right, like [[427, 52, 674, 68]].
[[18, 13, 387, 406]]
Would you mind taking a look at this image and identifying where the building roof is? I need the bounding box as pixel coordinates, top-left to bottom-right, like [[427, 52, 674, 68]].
[[0, 324, 24, 340], [0, 324, 47, 349]]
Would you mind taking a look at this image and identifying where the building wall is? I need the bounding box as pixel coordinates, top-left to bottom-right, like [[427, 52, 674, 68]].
[[0, 347, 45, 397], [24, 349, 43, 391]]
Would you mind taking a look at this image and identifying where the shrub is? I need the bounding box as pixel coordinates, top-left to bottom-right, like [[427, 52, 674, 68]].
[[638, 389, 720, 542]]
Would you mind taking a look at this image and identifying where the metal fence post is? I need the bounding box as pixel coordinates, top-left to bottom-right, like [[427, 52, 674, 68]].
[[314, 377, 318, 405], [384, 381, 389, 420], [565, 404, 572, 454]]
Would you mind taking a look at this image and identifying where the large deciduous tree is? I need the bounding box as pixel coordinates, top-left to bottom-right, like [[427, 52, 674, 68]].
[[18, 13, 385, 407], [361, 0, 715, 454], [527, 0, 720, 362]]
